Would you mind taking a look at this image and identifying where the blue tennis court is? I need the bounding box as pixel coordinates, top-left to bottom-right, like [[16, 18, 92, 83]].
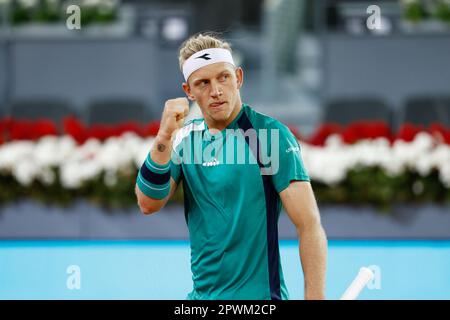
[[1, 240, 449, 300]]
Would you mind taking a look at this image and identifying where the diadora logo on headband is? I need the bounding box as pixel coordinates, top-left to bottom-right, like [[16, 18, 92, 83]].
[[182, 48, 235, 81], [196, 53, 211, 60]]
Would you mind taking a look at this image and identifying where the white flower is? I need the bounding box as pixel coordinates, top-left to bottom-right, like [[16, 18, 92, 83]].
[[0, 141, 35, 172], [411, 132, 434, 152], [60, 158, 102, 189], [324, 134, 343, 149], [121, 132, 147, 166], [432, 145, 450, 186], [12, 159, 39, 186], [60, 162, 82, 189], [79, 159, 102, 181], [99, 0, 118, 11], [400, 0, 420, 6], [416, 156, 433, 176], [439, 162, 450, 188], [104, 169, 118, 187], [74, 138, 102, 162], [391, 140, 420, 169], [301, 145, 350, 185], [82, 0, 101, 7], [39, 168, 56, 186], [135, 137, 155, 168], [18, 0, 38, 8], [381, 156, 404, 176], [34, 136, 62, 168], [57, 136, 77, 161], [96, 137, 133, 171]]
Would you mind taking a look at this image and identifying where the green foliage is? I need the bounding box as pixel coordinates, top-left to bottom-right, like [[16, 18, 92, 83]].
[[403, 1, 426, 23], [311, 167, 449, 211], [10, 6, 33, 25], [435, 1, 450, 23], [34, 1, 61, 23]]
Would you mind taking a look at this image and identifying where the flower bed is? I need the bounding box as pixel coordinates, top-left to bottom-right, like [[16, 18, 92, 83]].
[[0, 117, 449, 209]]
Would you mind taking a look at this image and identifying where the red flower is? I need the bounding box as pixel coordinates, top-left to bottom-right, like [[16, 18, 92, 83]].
[[143, 120, 160, 137], [341, 126, 359, 144], [115, 121, 145, 137], [342, 121, 392, 144], [87, 124, 115, 141], [32, 119, 58, 139], [0, 118, 6, 144], [8, 118, 58, 141], [429, 123, 450, 145], [1, 117, 13, 142], [63, 116, 87, 144], [444, 131, 450, 145], [366, 121, 392, 141], [397, 123, 424, 142], [307, 123, 342, 146], [63, 117, 159, 143], [9, 119, 33, 140]]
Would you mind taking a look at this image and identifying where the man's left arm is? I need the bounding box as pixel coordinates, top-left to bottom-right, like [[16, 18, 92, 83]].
[[280, 180, 328, 300]]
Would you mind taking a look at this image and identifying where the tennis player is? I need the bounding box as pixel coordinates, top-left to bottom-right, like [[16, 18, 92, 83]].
[[135, 33, 327, 300]]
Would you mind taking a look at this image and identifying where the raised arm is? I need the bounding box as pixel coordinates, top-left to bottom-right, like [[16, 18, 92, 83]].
[[135, 98, 189, 214]]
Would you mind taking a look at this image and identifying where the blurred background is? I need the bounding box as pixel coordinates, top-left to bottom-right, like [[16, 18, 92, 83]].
[[0, 0, 450, 299]]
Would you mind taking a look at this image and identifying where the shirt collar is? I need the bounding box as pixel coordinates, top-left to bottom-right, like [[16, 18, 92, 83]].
[[202, 104, 246, 141]]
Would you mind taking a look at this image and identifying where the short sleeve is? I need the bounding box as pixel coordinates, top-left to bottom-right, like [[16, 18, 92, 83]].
[[170, 147, 183, 184], [270, 124, 310, 193]]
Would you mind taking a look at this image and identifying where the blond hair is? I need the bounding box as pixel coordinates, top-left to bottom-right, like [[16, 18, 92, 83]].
[[178, 32, 232, 71]]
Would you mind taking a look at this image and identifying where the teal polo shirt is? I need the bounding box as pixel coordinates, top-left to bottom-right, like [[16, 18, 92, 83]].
[[138, 103, 310, 300]]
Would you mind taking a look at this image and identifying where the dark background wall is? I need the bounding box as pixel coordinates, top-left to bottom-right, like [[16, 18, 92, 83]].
[[3, 39, 185, 114], [323, 35, 450, 108], [0, 39, 7, 111]]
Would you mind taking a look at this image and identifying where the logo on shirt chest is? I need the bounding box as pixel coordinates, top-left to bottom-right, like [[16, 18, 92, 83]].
[[286, 146, 300, 153], [202, 158, 220, 167]]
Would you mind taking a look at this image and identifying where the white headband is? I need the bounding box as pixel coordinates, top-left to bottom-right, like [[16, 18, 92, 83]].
[[182, 48, 235, 82]]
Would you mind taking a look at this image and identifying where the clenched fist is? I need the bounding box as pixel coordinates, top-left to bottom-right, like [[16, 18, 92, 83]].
[[158, 98, 189, 139]]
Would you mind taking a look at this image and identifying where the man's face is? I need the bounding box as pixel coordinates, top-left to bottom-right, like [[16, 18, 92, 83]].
[[182, 62, 243, 125]]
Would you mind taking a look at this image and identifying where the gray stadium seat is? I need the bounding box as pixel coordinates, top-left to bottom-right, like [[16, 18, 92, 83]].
[[324, 97, 392, 126], [9, 98, 77, 124], [436, 97, 450, 127], [86, 98, 154, 125], [398, 96, 448, 129]]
